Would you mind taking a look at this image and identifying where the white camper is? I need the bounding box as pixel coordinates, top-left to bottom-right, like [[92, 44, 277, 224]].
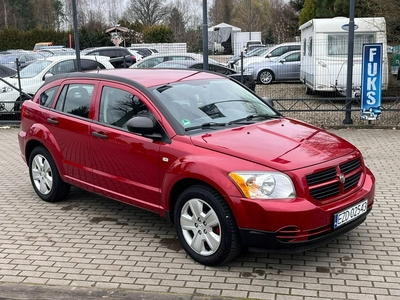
[[299, 17, 388, 95]]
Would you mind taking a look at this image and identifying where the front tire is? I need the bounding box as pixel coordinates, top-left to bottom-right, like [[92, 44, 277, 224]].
[[258, 70, 274, 85], [29, 147, 70, 202], [174, 184, 242, 266]]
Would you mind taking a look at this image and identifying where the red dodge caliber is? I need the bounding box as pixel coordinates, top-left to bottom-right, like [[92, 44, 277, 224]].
[[18, 69, 375, 266]]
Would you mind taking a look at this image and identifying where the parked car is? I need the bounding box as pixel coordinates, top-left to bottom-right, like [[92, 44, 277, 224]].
[[235, 42, 301, 70], [243, 50, 301, 85], [226, 46, 271, 69], [128, 47, 157, 58], [18, 68, 375, 266], [244, 40, 262, 53], [126, 48, 144, 63], [131, 53, 221, 69], [154, 60, 256, 91], [38, 48, 76, 56], [247, 44, 267, 53], [0, 55, 113, 114], [0, 53, 38, 69], [81, 46, 136, 68], [33, 42, 53, 51], [0, 64, 17, 78]]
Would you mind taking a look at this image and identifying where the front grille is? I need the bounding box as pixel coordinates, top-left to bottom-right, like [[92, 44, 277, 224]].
[[306, 158, 362, 201]]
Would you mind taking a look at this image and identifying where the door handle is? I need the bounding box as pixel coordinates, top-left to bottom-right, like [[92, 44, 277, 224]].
[[46, 118, 59, 125], [92, 131, 108, 139]]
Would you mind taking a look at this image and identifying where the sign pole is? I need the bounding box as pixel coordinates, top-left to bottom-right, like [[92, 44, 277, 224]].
[[72, 0, 81, 71], [202, 0, 209, 71], [343, 0, 355, 124]]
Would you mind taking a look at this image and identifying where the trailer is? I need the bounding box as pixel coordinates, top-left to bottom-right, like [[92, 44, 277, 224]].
[[299, 17, 388, 96]]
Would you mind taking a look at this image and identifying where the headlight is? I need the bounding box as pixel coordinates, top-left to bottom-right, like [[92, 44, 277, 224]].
[[1, 86, 14, 93], [243, 67, 253, 75], [229, 171, 296, 199]]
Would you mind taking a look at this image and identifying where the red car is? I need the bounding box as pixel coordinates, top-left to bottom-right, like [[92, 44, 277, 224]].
[[18, 68, 375, 266]]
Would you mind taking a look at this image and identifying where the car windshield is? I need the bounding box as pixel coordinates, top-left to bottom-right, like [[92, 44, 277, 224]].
[[17, 60, 52, 78], [151, 78, 278, 131], [0, 55, 19, 64], [252, 47, 271, 56]]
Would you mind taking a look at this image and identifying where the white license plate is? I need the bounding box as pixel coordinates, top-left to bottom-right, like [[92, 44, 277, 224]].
[[333, 199, 368, 229]]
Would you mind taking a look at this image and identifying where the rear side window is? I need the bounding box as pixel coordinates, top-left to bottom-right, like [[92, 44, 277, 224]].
[[285, 52, 300, 62], [95, 49, 128, 58], [55, 84, 95, 118], [49, 60, 75, 74]]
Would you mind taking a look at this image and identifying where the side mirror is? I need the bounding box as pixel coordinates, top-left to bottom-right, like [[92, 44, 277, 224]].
[[262, 97, 274, 107], [127, 116, 162, 139]]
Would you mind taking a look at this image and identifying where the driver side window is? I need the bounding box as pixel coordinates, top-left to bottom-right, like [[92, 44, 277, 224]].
[[99, 86, 151, 129]]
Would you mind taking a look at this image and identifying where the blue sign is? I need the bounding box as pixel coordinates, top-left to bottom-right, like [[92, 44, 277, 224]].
[[360, 43, 383, 121]]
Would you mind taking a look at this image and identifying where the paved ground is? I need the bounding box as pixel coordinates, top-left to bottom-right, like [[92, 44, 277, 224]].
[[0, 126, 399, 300]]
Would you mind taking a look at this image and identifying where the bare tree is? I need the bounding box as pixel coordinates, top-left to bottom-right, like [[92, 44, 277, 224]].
[[231, 0, 270, 35], [269, 0, 299, 44], [124, 0, 169, 26], [361, 0, 400, 44], [209, 0, 237, 26]]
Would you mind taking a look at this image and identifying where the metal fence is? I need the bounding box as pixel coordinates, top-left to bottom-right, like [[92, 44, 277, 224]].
[[1, 51, 400, 127]]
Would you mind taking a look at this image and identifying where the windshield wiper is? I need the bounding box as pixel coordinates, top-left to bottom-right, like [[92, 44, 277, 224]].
[[185, 122, 227, 131], [228, 114, 281, 125]]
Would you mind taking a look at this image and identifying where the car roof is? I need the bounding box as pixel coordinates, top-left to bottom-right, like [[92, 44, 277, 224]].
[[82, 46, 129, 52], [155, 60, 222, 69], [137, 52, 203, 62], [134, 53, 221, 67], [45, 68, 224, 88], [38, 55, 110, 63]]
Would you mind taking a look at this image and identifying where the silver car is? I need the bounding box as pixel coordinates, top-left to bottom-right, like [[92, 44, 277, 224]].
[[243, 50, 301, 85]]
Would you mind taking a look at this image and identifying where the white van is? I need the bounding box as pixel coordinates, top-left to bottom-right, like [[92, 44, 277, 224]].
[[299, 17, 388, 95]]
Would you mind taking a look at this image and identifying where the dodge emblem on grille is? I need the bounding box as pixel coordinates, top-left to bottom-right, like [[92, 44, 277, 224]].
[[339, 174, 346, 183]]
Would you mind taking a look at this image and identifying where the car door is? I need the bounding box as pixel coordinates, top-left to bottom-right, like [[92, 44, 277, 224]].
[[276, 52, 301, 80], [89, 82, 163, 211], [46, 80, 97, 191]]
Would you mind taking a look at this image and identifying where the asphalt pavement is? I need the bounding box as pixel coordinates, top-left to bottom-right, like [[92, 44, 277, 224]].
[[0, 126, 399, 300]]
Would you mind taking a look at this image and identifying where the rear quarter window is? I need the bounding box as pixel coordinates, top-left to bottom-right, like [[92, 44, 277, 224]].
[[39, 86, 58, 108]]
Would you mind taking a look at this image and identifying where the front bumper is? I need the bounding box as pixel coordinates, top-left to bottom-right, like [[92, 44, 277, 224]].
[[239, 208, 371, 253], [231, 169, 375, 253]]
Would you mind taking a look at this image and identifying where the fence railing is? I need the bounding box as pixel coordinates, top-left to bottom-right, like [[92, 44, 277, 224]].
[[1, 51, 400, 127]]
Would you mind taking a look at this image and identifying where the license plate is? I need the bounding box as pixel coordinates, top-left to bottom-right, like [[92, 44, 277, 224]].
[[333, 199, 368, 229]]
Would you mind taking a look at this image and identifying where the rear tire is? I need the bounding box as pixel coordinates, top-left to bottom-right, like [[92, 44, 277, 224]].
[[174, 184, 242, 266], [13, 96, 30, 120], [305, 84, 313, 95], [29, 147, 70, 202]]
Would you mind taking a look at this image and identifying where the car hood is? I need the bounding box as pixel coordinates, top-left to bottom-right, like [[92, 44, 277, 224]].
[[190, 118, 356, 171], [0, 76, 41, 93]]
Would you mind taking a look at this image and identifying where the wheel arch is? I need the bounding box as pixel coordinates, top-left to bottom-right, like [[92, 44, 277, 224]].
[[23, 125, 67, 177], [166, 178, 234, 225], [25, 139, 46, 167], [257, 68, 275, 83]]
